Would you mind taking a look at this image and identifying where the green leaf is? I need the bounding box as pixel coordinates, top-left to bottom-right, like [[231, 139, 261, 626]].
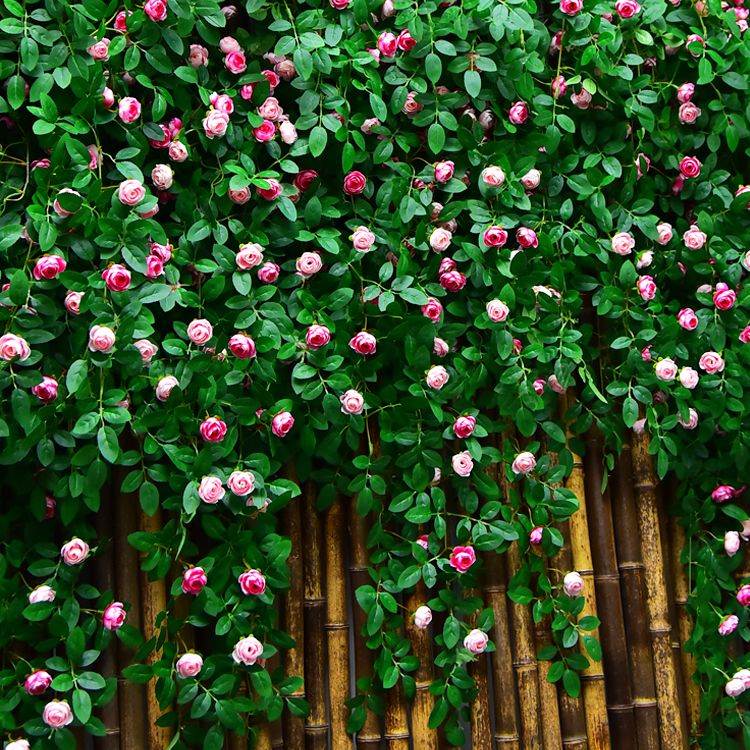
[[139, 482, 159, 515], [9, 269, 29, 306], [425, 52, 442, 83], [464, 70, 481, 98], [66, 359, 88, 395], [97, 426, 119, 463], [309, 125, 327, 158], [428, 122, 445, 154], [562, 669, 581, 698], [73, 689, 92, 723], [6, 75, 25, 109]]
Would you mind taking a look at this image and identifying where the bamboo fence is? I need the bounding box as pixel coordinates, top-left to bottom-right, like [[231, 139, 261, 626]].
[[89, 422, 700, 750]]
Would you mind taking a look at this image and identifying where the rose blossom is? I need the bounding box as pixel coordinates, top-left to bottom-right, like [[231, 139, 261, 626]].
[[451, 451, 474, 477], [349, 331, 377, 355], [440, 271, 466, 292], [253, 120, 276, 142], [636, 250, 653, 270], [699, 351, 725, 374], [737, 584, 750, 605], [453, 416, 476, 439], [343, 171, 367, 195], [352, 226, 376, 252], [509, 101, 529, 125], [714, 283, 736, 310], [187, 319, 213, 345], [725, 531, 742, 557], [679, 102, 701, 124], [236, 243, 264, 270], [151, 164, 173, 191], [294, 169, 318, 192], [31, 376, 58, 402], [102, 264, 131, 292], [340, 389, 365, 415], [227, 334, 256, 360], [203, 110, 230, 139], [413, 605, 432, 629], [257, 262, 280, 284], [521, 169, 541, 189], [102, 86, 115, 107], [611, 232, 635, 255], [486, 299, 510, 322], [256, 178, 282, 201], [679, 367, 699, 390], [182, 567, 207, 595], [677, 308, 698, 331], [87, 39, 110, 61], [433, 337, 449, 357], [227, 470, 255, 496], [189, 44, 208, 67], [571, 88, 592, 109], [29, 585, 56, 604], [155, 375, 179, 402], [483, 226, 508, 247], [726, 678, 746, 697], [530, 526, 544, 545], [296, 252, 323, 279], [25, 670, 52, 695], [434, 161, 454, 184], [480, 166, 505, 187], [429, 227, 452, 252], [654, 358, 678, 381], [377, 31, 398, 56], [238, 569, 266, 595], [198, 476, 225, 504], [678, 408, 699, 430], [118, 179, 145, 206], [272, 411, 294, 438], [677, 82, 695, 102], [637, 276, 656, 301], [449, 545, 476, 572], [225, 50, 247, 73], [176, 653, 203, 678], [118, 97, 141, 123], [279, 120, 297, 144], [304, 325, 330, 350], [61, 538, 89, 565], [512, 451, 537, 475], [200, 417, 227, 442], [464, 629, 489, 654], [560, 0, 583, 13], [713, 485, 736, 504], [169, 141, 188, 161], [516, 227, 539, 248], [426, 365, 449, 390], [683, 225, 707, 250], [103, 601, 126, 630], [232, 635, 263, 666], [719, 614, 739, 635], [563, 571, 584, 597], [615, 0, 640, 16], [422, 298, 443, 322], [43, 701, 73, 728], [679, 156, 701, 178], [143, 254, 163, 279], [653, 222, 672, 245], [144, 0, 167, 20], [740, 326, 750, 344]]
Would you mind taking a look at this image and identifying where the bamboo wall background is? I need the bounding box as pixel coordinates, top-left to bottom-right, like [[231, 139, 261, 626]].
[[93, 427, 698, 750]]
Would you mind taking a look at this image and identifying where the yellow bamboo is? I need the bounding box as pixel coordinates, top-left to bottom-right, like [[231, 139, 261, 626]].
[[384, 680, 410, 750], [469, 655, 492, 750], [631, 431, 687, 750]]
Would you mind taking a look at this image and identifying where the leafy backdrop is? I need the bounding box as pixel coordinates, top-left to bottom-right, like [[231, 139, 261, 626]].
[[1, 0, 749, 746]]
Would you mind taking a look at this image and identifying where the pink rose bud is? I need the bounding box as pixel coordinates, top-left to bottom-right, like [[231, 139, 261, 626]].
[[343, 171, 367, 195], [713, 485, 736, 503], [229, 190, 252, 207], [118, 96, 141, 123], [33, 254, 67, 280], [521, 169, 541, 189], [198, 476, 225, 504], [725, 531, 742, 556], [61, 537, 89, 565], [29, 585, 56, 604], [737, 583, 750, 605], [296, 251, 323, 279], [563, 571, 584, 597], [636, 250, 653, 270], [421, 298, 443, 321], [210, 92, 234, 115], [200, 417, 227, 442], [294, 169, 318, 192], [236, 243, 264, 269], [677, 308, 698, 331], [433, 337, 449, 357], [679, 367, 699, 390], [449, 545, 476, 572], [43, 700, 74, 728], [377, 31, 398, 56], [516, 227, 539, 248], [682, 225, 707, 250], [463, 629, 489, 654], [169, 141, 188, 162], [560, 0, 583, 13], [102, 263, 131, 292], [699, 351, 725, 374], [508, 101, 529, 124], [176, 653, 203, 678], [225, 50, 247, 74], [486, 299, 510, 322], [686, 34, 705, 56], [144, 0, 167, 20], [103, 601, 126, 630], [512, 451, 537, 475], [615, 0, 640, 15], [739, 326, 750, 344], [413, 605, 432, 629], [227, 334, 256, 359], [340, 389, 365, 415], [238, 569, 266, 595], [271, 411, 294, 438], [530, 526, 544, 545], [252, 120, 276, 142], [726, 677, 746, 697], [349, 331, 377, 355], [88, 39, 111, 60], [481, 166, 505, 187], [151, 164, 173, 190], [611, 232, 635, 255], [679, 155, 701, 178], [451, 451, 474, 477], [155, 375, 179, 402], [189, 44, 208, 67], [257, 262, 280, 283], [453, 416, 476, 438], [232, 635, 264, 666], [483, 225, 508, 247], [305, 325, 331, 350], [352, 226, 376, 252], [655, 222, 672, 245], [439, 270, 466, 292], [571, 88, 592, 109], [533, 378, 546, 395], [434, 160, 455, 183], [719, 614, 739, 635], [654, 358, 678, 381], [678, 101, 701, 124], [182, 567, 208, 595], [677, 82, 694, 102], [31, 376, 58, 403], [426, 365, 450, 390], [416, 534, 429, 550], [735, 670, 750, 690], [203, 109, 230, 139], [227, 470, 255, 496], [145, 255, 164, 279], [714, 283, 736, 310], [429, 227, 453, 252], [551, 75, 567, 98], [102, 86, 115, 107], [637, 275, 657, 301], [24, 670, 52, 695], [187, 319, 213, 345], [118, 179, 146, 206], [397, 28, 416, 50]]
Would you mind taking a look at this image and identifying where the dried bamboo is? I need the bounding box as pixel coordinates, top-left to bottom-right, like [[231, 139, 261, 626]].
[[532, 612, 563, 750], [114, 463, 146, 750], [137, 504, 172, 749], [281, 468, 305, 750], [481, 553, 520, 749], [611, 445, 661, 750], [406, 583, 438, 750], [631, 431, 687, 750], [325, 497, 352, 750], [469, 655, 492, 750], [303, 481, 330, 750], [95, 479, 120, 750], [384, 679, 410, 750], [561, 395, 609, 750], [582, 428, 637, 747], [254, 724, 272, 750], [349, 491, 382, 748]]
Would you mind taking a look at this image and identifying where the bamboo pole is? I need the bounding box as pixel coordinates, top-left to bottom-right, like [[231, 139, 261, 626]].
[[532, 612, 564, 750], [611, 445, 661, 750], [406, 583, 438, 750], [325, 497, 352, 750], [255, 724, 272, 750], [349, 492, 383, 748], [631, 431, 687, 750], [384, 679, 410, 750], [137, 504, 173, 749], [561, 395, 610, 750], [303, 481, 330, 750], [113, 462, 146, 750], [582, 428, 637, 747], [469, 655, 492, 750], [281, 468, 306, 750]]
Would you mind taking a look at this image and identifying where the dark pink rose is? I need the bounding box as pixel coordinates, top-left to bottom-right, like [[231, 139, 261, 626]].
[[182, 567, 207, 595]]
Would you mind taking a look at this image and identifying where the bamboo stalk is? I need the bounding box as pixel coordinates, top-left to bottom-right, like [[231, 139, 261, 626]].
[[582, 428, 637, 748], [349, 491, 383, 748], [469, 655, 492, 750], [137, 504, 173, 749], [406, 583, 438, 750], [384, 679, 410, 750], [611, 445, 661, 750], [254, 724, 272, 750], [631, 431, 687, 750], [532, 612, 564, 750], [114, 462, 146, 750], [325, 497, 352, 750], [303, 481, 330, 750], [281, 468, 306, 750], [561, 395, 610, 750]]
